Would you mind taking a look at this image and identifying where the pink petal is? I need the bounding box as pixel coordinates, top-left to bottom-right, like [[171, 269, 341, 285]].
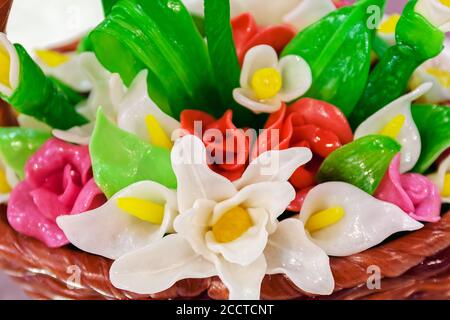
[[375, 154, 415, 213], [7, 181, 69, 248], [71, 178, 107, 214], [58, 164, 82, 208], [29, 188, 71, 221]]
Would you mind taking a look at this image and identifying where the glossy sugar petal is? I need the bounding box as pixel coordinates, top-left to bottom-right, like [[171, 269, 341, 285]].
[[429, 154, 450, 203], [278, 55, 312, 102], [283, 0, 336, 31], [299, 182, 423, 256]]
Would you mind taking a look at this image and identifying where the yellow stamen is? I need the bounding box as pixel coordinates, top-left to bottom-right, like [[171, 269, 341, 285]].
[[0, 169, 11, 194], [145, 115, 173, 150], [212, 206, 253, 243], [440, 0, 450, 8], [251, 67, 283, 100], [305, 206, 345, 234], [379, 114, 406, 140], [116, 197, 165, 225], [426, 67, 450, 88], [0, 46, 11, 87], [378, 14, 401, 34], [442, 173, 450, 197], [35, 49, 70, 67]]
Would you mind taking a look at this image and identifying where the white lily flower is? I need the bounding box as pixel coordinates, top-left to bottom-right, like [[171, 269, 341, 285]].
[[428, 154, 450, 203], [410, 41, 450, 104], [0, 160, 19, 204], [35, 50, 92, 93], [377, 14, 400, 46], [183, 0, 335, 31], [299, 182, 423, 257], [110, 135, 334, 300], [233, 45, 312, 114], [57, 181, 178, 260], [355, 83, 431, 173], [55, 53, 180, 146], [415, 0, 450, 33]]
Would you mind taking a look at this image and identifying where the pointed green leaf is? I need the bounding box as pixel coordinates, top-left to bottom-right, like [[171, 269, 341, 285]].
[[317, 135, 401, 194], [0, 127, 51, 179], [412, 104, 450, 173], [90, 110, 177, 198]]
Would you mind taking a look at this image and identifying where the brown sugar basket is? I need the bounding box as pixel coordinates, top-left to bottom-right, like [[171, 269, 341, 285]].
[[1, 0, 450, 300]]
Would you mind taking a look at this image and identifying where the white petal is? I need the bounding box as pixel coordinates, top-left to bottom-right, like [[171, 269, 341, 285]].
[[117, 70, 180, 143], [52, 122, 94, 145], [283, 0, 336, 31], [17, 114, 52, 132], [240, 45, 279, 89], [57, 181, 178, 260], [37, 54, 92, 92], [299, 182, 423, 257], [215, 255, 267, 300], [171, 135, 237, 212], [206, 207, 269, 266], [234, 147, 312, 189], [110, 234, 217, 294], [233, 88, 282, 114], [354, 83, 430, 173], [75, 52, 126, 122], [428, 154, 450, 203], [173, 199, 217, 261], [278, 55, 312, 102], [0, 33, 20, 97], [213, 182, 295, 231], [237, 0, 299, 26], [265, 219, 334, 295], [6, 166, 19, 189], [182, 0, 204, 17], [415, 0, 450, 31]]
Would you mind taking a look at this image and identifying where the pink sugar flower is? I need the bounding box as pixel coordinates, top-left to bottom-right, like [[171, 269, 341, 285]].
[[375, 154, 441, 223], [7, 138, 106, 248]]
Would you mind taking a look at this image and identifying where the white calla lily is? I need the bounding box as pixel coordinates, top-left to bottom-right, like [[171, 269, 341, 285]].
[[0, 161, 19, 204], [54, 53, 180, 145], [428, 154, 450, 203], [57, 181, 178, 260], [377, 14, 400, 46], [233, 45, 312, 114], [299, 182, 423, 257], [35, 50, 92, 93], [0, 33, 19, 98], [355, 83, 431, 173], [110, 135, 327, 300], [410, 41, 450, 104], [415, 0, 450, 33]]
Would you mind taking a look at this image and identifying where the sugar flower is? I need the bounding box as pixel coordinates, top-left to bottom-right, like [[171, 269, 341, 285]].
[[410, 41, 450, 104], [109, 135, 333, 300], [375, 154, 442, 223], [299, 182, 424, 257], [355, 83, 431, 173], [7, 139, 105, 248], [233, 45, 312, 114], [429, 153, 450, 203]]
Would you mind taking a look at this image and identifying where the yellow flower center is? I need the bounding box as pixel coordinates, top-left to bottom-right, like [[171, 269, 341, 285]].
[[442, 173, 450, 197], [116, 197, 165, 225], [212, 206, 253, 243], [378, 14, 401, 34], [0, 169, 11, 194], [305, 206, 345, 234], [440, 0, 450, 8], [0, 46, 11, 88], [379, 114, 406, 140], [145, 115, 173, 150], [426, 67, 450, 88], [251, 68, 283, 100], [35, 49, 70, 67]]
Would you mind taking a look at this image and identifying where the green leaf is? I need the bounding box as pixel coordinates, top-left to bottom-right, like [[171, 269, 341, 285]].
[[282, 0, 386, 117], [0, 127, 51, 179], [102, 0, 119, 15], [317, 135, 401, 195], [90, 109, 177, 198], [204, 0, 256, 127], [90, 0, 222, 119], [412, 104, 450, 173], [2, 44, 88, 130], [350, 0, 445, 128]]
